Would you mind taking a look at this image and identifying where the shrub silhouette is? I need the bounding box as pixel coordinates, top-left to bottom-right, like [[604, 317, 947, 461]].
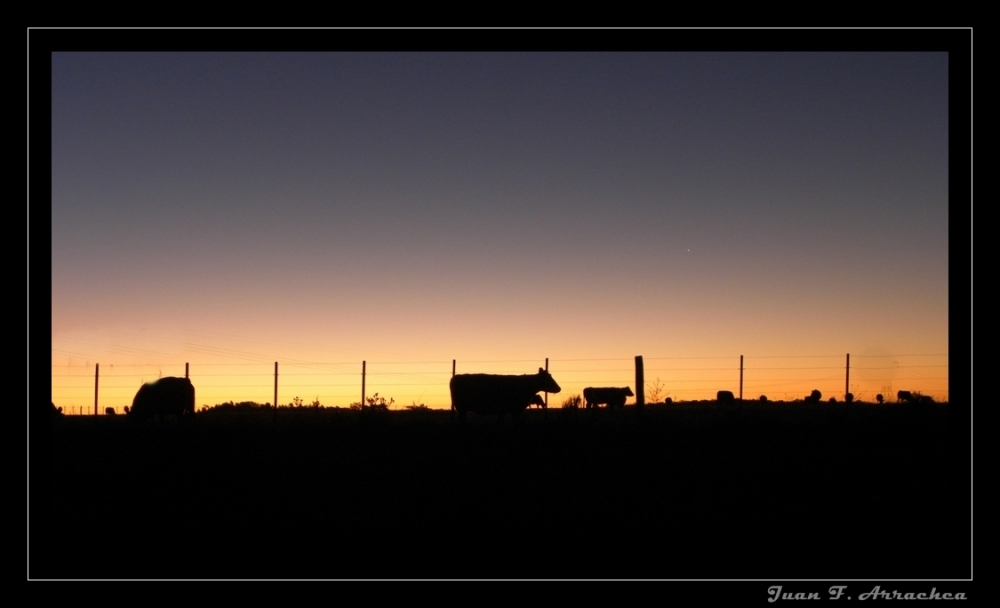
[[901, 391, 934, 406], [351, 393, 394, 411], [646, 377, 666, 403], [203, 400, 270, 412], [562, 394, 582, 409]]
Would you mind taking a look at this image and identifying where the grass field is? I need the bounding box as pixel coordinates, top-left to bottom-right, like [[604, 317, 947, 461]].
[[31, 402, 965, 579]]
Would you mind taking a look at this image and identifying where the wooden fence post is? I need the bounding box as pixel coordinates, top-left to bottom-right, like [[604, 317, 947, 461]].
[[739, 355, 744, 401], [635, 356, 644, 409], [94, 363, 99, 416], [845, 353, 850, 400], [545, 357, 549, 408], [362, 360, 366, 407]]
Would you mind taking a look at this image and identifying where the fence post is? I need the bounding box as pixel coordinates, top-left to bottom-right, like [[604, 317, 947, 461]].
[[845, 353, 850, 400], [545, 357, 549, 408], [362, 360, 366, 407], [94, 363, 99, 416], [273, 362, 278, 421], [185, 362, 189, 379], [450, 359, 456, 411], [635, 355, 644, 409], [739, 355, 744, 401]]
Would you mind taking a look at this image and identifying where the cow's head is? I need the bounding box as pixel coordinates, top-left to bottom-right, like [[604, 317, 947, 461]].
[[537, 368, 562, 394], [623, 387, 635, 396]]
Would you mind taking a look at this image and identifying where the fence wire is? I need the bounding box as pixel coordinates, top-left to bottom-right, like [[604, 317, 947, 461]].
[[49, 353, 950, 413]]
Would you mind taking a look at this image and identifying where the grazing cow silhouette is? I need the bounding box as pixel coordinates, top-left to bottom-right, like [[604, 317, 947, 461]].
[[128, 377, 195, 422], [529, 394, 546, 409], [897, 390, 914, 404], [583, 387, 634, 410], [104, 407, 116, 416], [450, 368, 561, 421]]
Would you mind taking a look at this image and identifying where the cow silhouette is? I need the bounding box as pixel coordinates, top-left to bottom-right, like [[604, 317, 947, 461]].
[[897, 390, 914, 404], [450, 368, 561, 421], [529, 394, 546, 409], [104, 407, 116, 416], [583, 387, 634, 409], [128, 377, 195, 422]]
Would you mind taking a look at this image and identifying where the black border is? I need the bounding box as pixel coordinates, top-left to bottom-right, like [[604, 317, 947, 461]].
[[28, 28, 972, 594]]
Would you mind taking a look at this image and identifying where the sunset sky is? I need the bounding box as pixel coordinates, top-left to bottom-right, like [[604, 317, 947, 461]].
[[48, 49, 952, 409]]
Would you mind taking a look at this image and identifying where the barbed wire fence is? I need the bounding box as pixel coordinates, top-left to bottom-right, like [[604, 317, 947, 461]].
[[49, 352, 949, 415]]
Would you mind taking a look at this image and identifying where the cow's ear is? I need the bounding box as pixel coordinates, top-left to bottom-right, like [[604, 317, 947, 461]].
[[539, 367, 545, 374]]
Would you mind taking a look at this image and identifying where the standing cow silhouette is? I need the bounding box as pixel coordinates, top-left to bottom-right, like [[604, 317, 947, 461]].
[[450, 368, 561, 422]]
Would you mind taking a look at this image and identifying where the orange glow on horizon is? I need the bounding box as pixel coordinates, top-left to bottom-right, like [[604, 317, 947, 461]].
[[50, 353, 949, 413]]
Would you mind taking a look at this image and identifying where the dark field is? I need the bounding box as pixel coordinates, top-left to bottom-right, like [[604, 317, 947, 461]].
[[32, 403, 967, 579]]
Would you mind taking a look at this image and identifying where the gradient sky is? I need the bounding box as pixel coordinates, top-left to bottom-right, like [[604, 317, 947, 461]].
[[50, 51, 950, 409]]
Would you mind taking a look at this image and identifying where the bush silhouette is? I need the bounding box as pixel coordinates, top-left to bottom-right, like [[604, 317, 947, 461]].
[[646, 377, 666, 403], [562, 394, 582, 409], [351, 393, 394, 411]]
